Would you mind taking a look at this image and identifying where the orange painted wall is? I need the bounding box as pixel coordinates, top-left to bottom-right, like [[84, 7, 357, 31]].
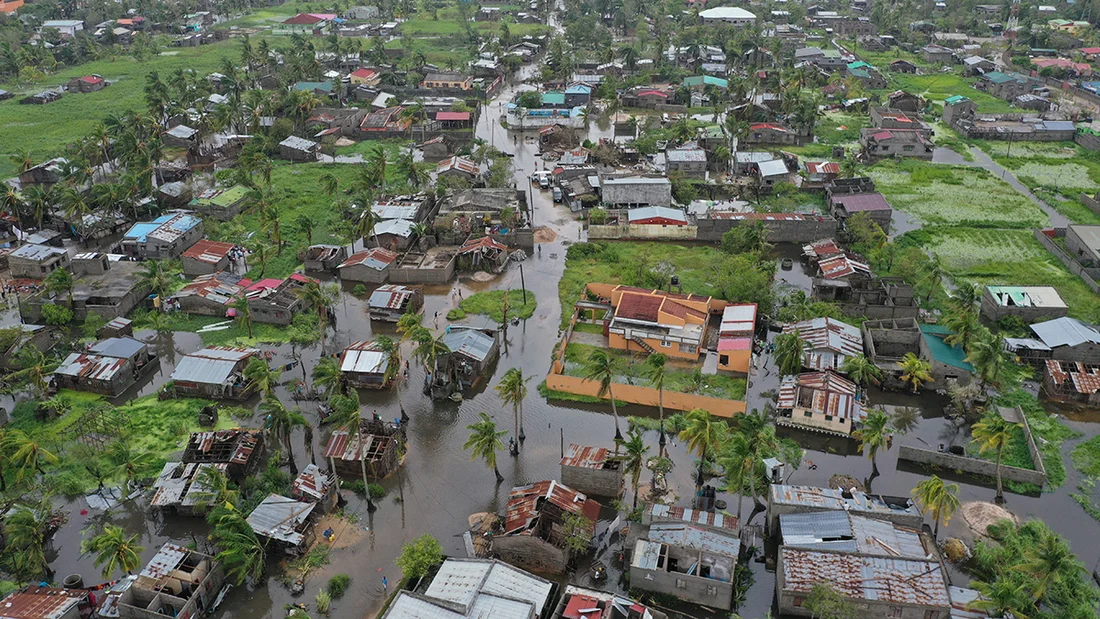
[[608, 332, 698, 360], [717, 350, 751, 374], [546, 369, 747, 417]]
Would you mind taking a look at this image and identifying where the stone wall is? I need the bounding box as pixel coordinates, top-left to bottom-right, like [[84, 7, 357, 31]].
[[587, 224, 699, 240], [561, 465, 623, 498], [1076, 132, 1100, 152], [897, 445, 1046, 487], [1079, 192, 1100, 215], [695, 215, 836, 243], [1032, 228, 1100, 293]]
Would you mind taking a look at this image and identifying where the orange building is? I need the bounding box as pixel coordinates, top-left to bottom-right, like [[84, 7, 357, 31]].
[[586, 284, 724, 360], [0, 0, 24, 12], [717, 303, 756, 373]]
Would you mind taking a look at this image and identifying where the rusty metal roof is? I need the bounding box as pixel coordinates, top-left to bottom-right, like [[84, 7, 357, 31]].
[[1045, 359, 1100, 394], [778, 371, 863, 420], [560, 444, 610, 469], [803, 238, 844, 260], [139, 543, 190, 581], [368, 284, 418, 310], [646, 522, 741, 558], [185, 429, 261, 465], [645, 503, 739, 532], [293, 463, 333, 500], [781, 548, 950, 607], [504, 480, 601, 534], [0, 588, 88, 619], [818, 253, 872, 280], [785, 317, 864, 372], [54, 353, 127, 382]]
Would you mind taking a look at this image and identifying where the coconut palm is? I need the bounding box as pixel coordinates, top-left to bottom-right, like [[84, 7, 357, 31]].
[[943, 305, 981, 351], [139, 259, 176, 299], [644, 353, 668, 456], [312, 356, 345, 398], [396, 310, 422, 342], [83, 524, 144, 578], [897, 352, 932, 393], [911, 475, 960, 538], [5, 430, 58, 482], [618, 427, 649, 508], [243, 356, 281, 397], [376, 335, 402, 386], [109, 442, 157, 492], [212, 514, 266, 586], [261, 396, 306, 475], [295, 213, 315, 245], [920, 255, 946, 303], [356, 202, 379, 248], [970, 576, 1034, 619], [734, 408, 782, 510], [679, 408, 728, 495], [294, 280, 339, 355], [325, 391, 376, 510], [1014, 532, 1082, 602], [853, 408, 889, 478], [966, 328, 1008, 389], [7, 346, 60, 399], [365, 144, 390, 192], [412, 328, 451, 384], [773, 330, 808, 376], [495, 368, 529, 454], [720, 432, 754, 525], [319, 171, 340, 197], [230, 291, 253, 339], [5, 502, 56, 580], [583, 349, 623, 443], [839, 353, 882, 387], [971, 413, 1019, 503], [464, 412, 507, 483]]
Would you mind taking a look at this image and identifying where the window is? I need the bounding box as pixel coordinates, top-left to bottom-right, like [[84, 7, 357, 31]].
[[839, 418, 846, 424], [825, 415, 833, 421], [719, 355, 729, 365], [924, 611, 939, 619], [675, 579, 687, 589], [903, 145, 914, 152], [792, 597, 804, 608], [803, 411, 813, 417], [888, 607, 903, 618], [881, 146, 890, 151], [660, 341, 672, 348]]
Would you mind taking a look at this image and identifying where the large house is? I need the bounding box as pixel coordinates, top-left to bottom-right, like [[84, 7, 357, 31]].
[[118, 212, 204, 260], [170, 347, 261, 400], [600, 175, 672, 208], [382, 558, 554, 619], [52, 337, 158, 396], [587, 283, 722, 360], [698, 6, 756, 25], [8, 243, 69, 279], [981, 286, 1068, 322], [783, 317, 863, 372]]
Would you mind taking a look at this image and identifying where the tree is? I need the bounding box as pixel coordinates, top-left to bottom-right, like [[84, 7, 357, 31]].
[[295, 280, 339, 355], [262, 396, 306, 475], [971, 413, 1018, 503], [6, 346, 60, 399], [584, 349, 623, 443], [83, 525, 143, 578], [44, 267, 74, 307], [840, 354, 883, 387], [396, 534, 443, 581], [109, 441, 157, 492], [244, 357, 281, 397], [312, 356, 345, 398], [230, 291, 253, 339], [495, 368, 529, 454], [561, 512, 594, 556], [773, 330, 808, 376], [618, 427, 649, 508], [1015, 532, 1082, 602], [853, 408, 889, 478], [911, 475, 960, 538], [5, 430, 58, 482], [464, 412, 506, 483], [966, 328, 1008, 389], [897, 352, 932, 393], [295, 213, 315, 245], [140, 259, 176, 299], [644, 353, 668, 456], [5, 502, 56, 580], [679, 408, 728, 495], [804, 583, 858, 619], [846, 211, 887, 255], [971, 576, 1035, 619], [212, 514, 266, 585], [920, 255, 946, 303], [943, 305, 981, 352]]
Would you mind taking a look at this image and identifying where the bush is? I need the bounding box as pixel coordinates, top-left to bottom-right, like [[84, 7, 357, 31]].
[[396, 534, 443, 581], [352, 284, 368, 298], [588, 207, 609, 225], [315, 589, 331, 614], [367, 483, 386, 500], [327, 574, 351, 598], [41, 304, 73, 326]]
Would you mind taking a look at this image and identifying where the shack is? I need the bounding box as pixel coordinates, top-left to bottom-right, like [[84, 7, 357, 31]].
[[776, 371, 865, 436], [52, 337, 158, 396], [339, 340, 393, 389], [368, 284, 423, 321], [181, 239, 236, 276], [304, 245, 348, 273], [783, 317, 863, 372], [323, 419, 405, 480], [292, 463, 338, 513], [182, 429, 265, 479], [246, 494, 318, 555], [170, 347, 261, 400], [559, 444, 623, 497], [493, 480, 601, 573], [439, 327, 500, 391], [150, 462, 226, 516], [336, 247, 398, 284]]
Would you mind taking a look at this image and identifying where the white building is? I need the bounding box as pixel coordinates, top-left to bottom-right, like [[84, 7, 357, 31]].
[[699, 7, 757, 26]]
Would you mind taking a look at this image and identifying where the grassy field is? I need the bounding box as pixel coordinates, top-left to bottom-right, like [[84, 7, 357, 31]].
[[562, 342, 747, 400], [847, 40, 930, 72], [448, 289, 537, 322], [869, 159, 1048, 228], [130, 308, 320, 346], [878, 73, 1017, 113], [0, 42, 240, 178]]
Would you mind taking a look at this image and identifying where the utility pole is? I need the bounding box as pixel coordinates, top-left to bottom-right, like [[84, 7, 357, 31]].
[[518, 261, 528, 304]]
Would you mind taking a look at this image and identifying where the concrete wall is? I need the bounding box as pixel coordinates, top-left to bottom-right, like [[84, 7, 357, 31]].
[[339, 264, 389, 284], [630, 565, 733, 611], [1032, 229, 1100, 294], [897, 445, 1047, 486], [493, 535, 569, 573], [838, 302, 919, 320], [1076, 132, 1100, 151], [695, 216, 835, 243], [387, 256, 456, 284], [587, 224, 698, 240], [1079, 192, 1100, 216], [546, 371, 746, 416], [980, 290, 1068, 322], [561, 464, 623, 498]]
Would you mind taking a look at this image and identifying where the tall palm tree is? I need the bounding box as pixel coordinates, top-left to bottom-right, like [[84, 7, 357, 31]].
[[495, 368, 529, 454], [294, 280, 339, 355], [5, 502, 56, 580], [365, 144, 390, 192], [5, 430, 58, 482], [243, 356, 281, 398], [319, 171, 340, 197], [853, 408, 889, 478], [140, 260, 176, 299], [966, 328, 1008, 389], [412, 328, 451, 386], [1014, 532, 1082, 602], [911, 475, 960, 538], [619, 427, 648, 508], [970, 577, 1034, 619], [898, 352, 932, 393], [212, 514, 266, 585], [773, 330, 808, 376], [376, 336, 402, 386], [943, 305, 981, 352], [109, 442, 157, 492], [8, 344, 60, 399], [312, 356, 345, 398], [971, 413, 1018, 503], [721, 432, 754, 525], [678, 408, 728, 495], [583, 349, 623, 443], [840, 353, 883, 387], [295, 213, 315, 246], [644, 353, 668, 456], [396, 310, 422, 342], [230, 291, 253, 339], [464, 412, 507, 483], [920, 256, 946, 303], [261, 396, 306, 475], [325, 391, 376, 510], [83, 525, 144, 578]]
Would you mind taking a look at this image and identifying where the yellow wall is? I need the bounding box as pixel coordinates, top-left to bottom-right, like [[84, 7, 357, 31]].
[[787, 408, 852, 435], [717, 350, 751, 374], [608, 332, 698, 360]]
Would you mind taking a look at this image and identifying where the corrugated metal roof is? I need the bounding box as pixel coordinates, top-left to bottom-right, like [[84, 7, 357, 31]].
[[420, 558, 553, 616], [720, 304, 757, 335], [627, 206, 687, 224], [88, 337, 147, 360], [780, 548, 950, 607], [0, 588, 87, 619], [338, 248, 397, 271], [292, 463, 332, 500], [382, 592, 467, 619], [369, 284, 417, 309], [441, 328, 496, 362], [770, 485, 919, 517], [645, 503, 739, 531], [560, 444, 610, 469], [785, 317, 863, 371], [777, 371, 862, 420], [504, 480, 600, 534], [781, 510, 853, 540], [172, 347, 257, 385], [818, 253, 872, 280], [247, 494, 315, 545], [340, 341, 389, 375], [54, 353, 127, 382], [1031, 316, 1100, 348], [632, 539, 663, 571], [10, 244, 67, 261], [646, 522, 741, 557], [140, 543, 191, 580], [374, 218, 415, 237]]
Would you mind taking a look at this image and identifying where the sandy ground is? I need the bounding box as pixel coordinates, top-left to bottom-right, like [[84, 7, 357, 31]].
[[534, 226, 558, 243], [962, 501, 1017, 538], [315, 513, 367, 551]]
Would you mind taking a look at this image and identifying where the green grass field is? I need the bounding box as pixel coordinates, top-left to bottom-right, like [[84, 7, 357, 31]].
[[847, 41, 930, 72], [968, 141, 1100, 225], [879, 73, 1017, 113], [562, 342, 747, 400], [448, 289, 537, 322]]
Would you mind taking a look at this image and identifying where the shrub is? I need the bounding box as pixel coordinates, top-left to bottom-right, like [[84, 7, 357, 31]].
[[367, 483, 386, 500], [327, 574, 351, 598], [396, 534, 443, 581], [352, 284, 368, 298], [41, 304, 73, 326], [315, 589, 331, 614]]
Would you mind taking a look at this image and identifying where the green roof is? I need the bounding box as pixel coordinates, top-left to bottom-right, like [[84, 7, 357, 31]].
[[191, 185, 252, 209], [295, 80, 334, 92], [920, 324, 975, 372], [944, 95, 969, 104], [847, 61, 873, 70], [542, 91, 565, 105], [982, 71, 1026, 84], [683, 75, 728, 88], [849, 68, 871, 79]]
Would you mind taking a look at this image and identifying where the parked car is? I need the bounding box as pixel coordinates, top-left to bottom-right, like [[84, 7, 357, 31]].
[[552, 186, 562, 202]]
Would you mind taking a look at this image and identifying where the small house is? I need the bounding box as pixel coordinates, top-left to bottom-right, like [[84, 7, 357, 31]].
[[382, 559, 554, 618], [631, 522, 740, 610], [189, 186, 252, 221], [437, 155, 479, 181], [600, 175, 672, 208], [783, 317, 864, 372], [181, 239, 236, 276], [323, 418, 405, 479], [349, 67, 380, 86], [157, 181, 193, 208], [439, 327, 500, 390], [828, 191, 893, 232], [776, 371, 865, 436], [422, 72, 473, 90], [171, 272, 246, 317], [292, 463, 338, 513], [163, 124, 199, 148], [368, 284, 423, 321], [551, 586, 665, 619], [665, 147, 708, 178], [303, 244, 348, 273], [370, 218, 416, 252], [746, 123, 800, 146], [67, 75, 106, 93], [52, 337, 158, 397], [560, 444, 623, 497], [1043, 359, 1100, 405], [420, 134, 456, 160], [113, 544, 224, 619], [337, 247, 398, 284], [921, 44, 957, 64], [889, 59, 917, 74], [151, 462, 226, 516], [457, 236, 510, 273], [339, 340, 393, 389], [7, 244, 69, 279], [962, 55, 995, 76], [119, 212, 204, 260], [278, 136, 320, 162], [1065, 224, 1100, 266], [98, 316, 133, 339], [1027, 316, 1100, 364], [627, 207, 689, 226], [494, 480, 602, 573], [860, 128, 934, 159], [717, 303, 756, 373], [981, 286, 1068, 322], [247, 494, 317, 555], [170, 347, 261, 400], [182, 429, 265, 479]]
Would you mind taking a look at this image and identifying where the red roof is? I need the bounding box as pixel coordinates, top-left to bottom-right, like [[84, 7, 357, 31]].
[[504, 480, 601, 534], [0, 588, 88, 619], [436, 111, 471, 121], [283, 13, 326, 24], [562, 594, 604, 619], [806, 161, 840, 175], [636, 89, 669, 98], [246, 278, 282, 292], [751, 123, 788, 132], [79, 75, 104, 84], [616, 292, 664, 322], [1081, 47, 1100, 54], [182, 239, 234, 263], [350, 68, 377, 79]]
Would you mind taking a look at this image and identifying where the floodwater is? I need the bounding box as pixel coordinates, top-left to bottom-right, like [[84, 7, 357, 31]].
[[5, 19, 1100, 619]]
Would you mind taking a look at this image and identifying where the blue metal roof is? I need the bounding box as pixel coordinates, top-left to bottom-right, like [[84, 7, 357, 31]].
[[123, 222, 160, 241], [441, 328, 496, 362]]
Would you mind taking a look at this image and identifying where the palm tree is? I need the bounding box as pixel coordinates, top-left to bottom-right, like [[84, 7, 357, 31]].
[[773, 330, 808, 376], [943, 305, 981, 351], [464, 412, 507, 483], [971, 577, 1034, 619], [5, 502, 56, 580], [312, 356, 345, 398], [262, 396, 306, 475], [140, 260, 176, 300], [295, 213, 315, 246], [365, 144, 390, 192], [583, 349, 623, 443], [5, 430, 58, 482], [619, 427, 648, 508], [376, 336, 402, 386], [971, 413, 1018, 503], [83, 525, 143, 578], [396, 310, 422, 341], [356, 202, 379, 249], [212, 515, 266, 585], [966, 328, 1008, 389], [1014, 532, 1082, 602], [840, 353, 883, 387], [920, 255, 946, 303], [411, 328, 451, 385], [898, 352, 932, 393], [911, 475, 960, 538], [7, 345, 60, 398], [230, 292, 253, 339], [244, 356, 281, 397], [678, 408, 728, 495], [295, 280, 339, 355], [644, 353, 668, 456], [109, 442, 157, 492], [319, 171, 340, 197], [44, 267, 74, 307], [853, 408, 889, 478], [721, 432, 754, 525], [325, 391, 376, 510], [495, 368, 529, 454]]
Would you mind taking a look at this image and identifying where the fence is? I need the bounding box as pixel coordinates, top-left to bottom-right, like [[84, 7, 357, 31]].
[[1032, 228, 1100, 293], [1080, 193, 1100, 216]]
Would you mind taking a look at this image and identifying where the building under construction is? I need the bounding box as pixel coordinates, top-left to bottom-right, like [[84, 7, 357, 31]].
[[182, 429, 265, 479], [322, 419, 405, 480]]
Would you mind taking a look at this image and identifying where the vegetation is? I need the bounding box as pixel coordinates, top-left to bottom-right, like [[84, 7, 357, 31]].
[[464, 412, 507, 483], [396, 534, 443, 581], [562, 343, 746, 400], [447, 289, 537, 322], [970, 413, 1021, 502], [83, 524, 144, 578], [911, 475, 960, 538]]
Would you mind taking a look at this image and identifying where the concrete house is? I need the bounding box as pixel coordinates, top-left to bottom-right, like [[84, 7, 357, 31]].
[[337, 247, 398, 284], [339, 340, 392, 388], [889, 59, 918, 73], [869, 107, 932, 136], [593, 284, 717, 360], [181, 240, 236, 276], [1027, 316, 1100, 364], [746, 123, 801, 145], [150, 461, 227, 516], [381, 558, 554, 619], [189, 186, 252, 221], [170, 347, 261, 400], [601, 175, 672, 208], [494, 480, 601, 573], [242, 275, 311, 325], [860, 318, 974, 390], [119, 212, 204, 260], [829, 191, 893, 232], [19, 259, 148, 323], [113, 544, 225, 619], [67, 75, 106, 93], [163, 124, 199, 148], [368, 284, 423, 321], [551, 586, 666, 619], [0, 587, 92, 619], [777, 371, 866, 436], [560, 444, 623, 497], [52, 337, 158, 397], [278, 136, 320, 162], [323, 419, 405, 479], [1043, 359, 1100, 405], [631, 522, 740, 610], [981, 286, 1068, 322], [246, 494, 318, 555], [717, 303, 756, 373], [766, 484, 924, 533], [963, 55, 996, 75], [778, 511, 936, 559], [698, 6, 756, 26], [303, 245, 347, 273], [665, 147, 708, 178], [8, 243, 69, 279], [171, 272, 246, 317], [439, 327, 500, 390], [422, 72, 473, 90], [977, 71, 1041, 101], [1065, 224, 1100, 266], [182, 429, 265, 479], [784, 317, 864, 372], [860, 128, 934, 159], [436, 155, 480, 181], [0, 325, 55, 371], [921, 44, 957, 64]]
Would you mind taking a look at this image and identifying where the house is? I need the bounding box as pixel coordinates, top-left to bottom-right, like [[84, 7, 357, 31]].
[[349, 67, 380, 86], [170, 347, 261, 400], [627, 207, 689, 226], [292, 463, 338, 513], [802, 161, 839, 189], [0, 325, 55, 371], [8, 244, 69, 279], [962, 55, 996, 76], [170, 272, 246, 317], [279, 136, 320, 161], [921, 44, 957, 64], [150, 462, 226, 516], [563, 83, 592, 107], [337, 247, 398, 284], [981, 286, 1068, 322], [630, 522, 740, 610], [98, 316, 133, 339], [551, 586, 666, 619], [41, 19, 84, 36], [977, 71, 1041, 101], [664, 147, 708, 178], [1043, 359, 1100, 405], [889, 59, 917, 74], [20, 90, 62, 105], [757, 158, 790, 188], [18, 259, 148, 323], [476, 6, 501, 20], [18, 158, 67, 187], [784, 317, 863, 372], [368, 284, 423, 321], [592, 284, 718, 360], [766, 484, 924, 533], [0, 587, 92, 619], [717, 303, 756, 373], [421, 134, 456, 160], [247, 494, 318, 555], [67, 75, 106, 93], [869, 108, 932, 136], [182, 429, 265, 478], [778, 511, 936, 560], [847, 64, 887, 89], [860, 128, 934, 159], [163, 124, 199, 149], [359, 106, 412, 134], [629, 89, 671, 109], [698, 6, 756, 26], [777, 371, 866, 436], [439, 327, 500, 390], [457, 237, 510, 273], [828, 191, 893, 233], [181, 240, 236, 276], [600, 175, 672, 208], [494, 480, 602, 573], [52, 337, 158, 396], [282, 12, 333, 31], [189, 186, 252, 221], [560, 444, 623, 497], [437, 155, 479, 181], [860, 318, 975, 390], [422, 72, 473, 90], [323, 418, 405, 479], [340, 340, 393, 389], [682, 75, 728, 90], [303, 245, 347, 273], [1065, 224, 1100, 266], [370, 218, 417, 252], [381, 558, 554, 619], [119, 212, 204, 260], [113, 544, 225, 619], [746, 123, 800, 146], [1026, 316, 1100, 364]]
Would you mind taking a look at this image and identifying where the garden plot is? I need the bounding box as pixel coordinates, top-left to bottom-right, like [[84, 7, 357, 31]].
[[1014, 162, 1100, 191]]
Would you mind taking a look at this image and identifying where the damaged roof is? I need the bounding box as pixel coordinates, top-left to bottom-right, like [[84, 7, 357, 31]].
[[246, 494, 316, 546], [780, 547, 950, 608], [504, 480, 601, 535], [784, 317, 864, 372], [778, 371, 864, 421]]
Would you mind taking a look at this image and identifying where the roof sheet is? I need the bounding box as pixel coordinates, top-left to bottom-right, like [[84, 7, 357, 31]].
[[560, 444, 610, 469], [645, 522, 741, 558], [368, 284, 417, 310], [0, 588, 87, 619], [338, 247, 398, 271], [54, 352, 127, 382], [780, 548, 950, 607], [985, 285, 1066, 309], [440, 328, 496, 362], [777, 371, 863, 420], [422, 558, 553, 615], [1031, 316, 1100, 348], [628, 206, 688, 224], [721, 303, 757, 335], [505, 480, 600, 534], [645, 503, 738, 531], [171, 347, 257, 385], [340, 340, 389, 374], [920, 324, 975, 371], [247, 495, 316, 545], [785, 317, 863, 371], [182, 239, 234, 263], [832, 192, 891, 211]]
